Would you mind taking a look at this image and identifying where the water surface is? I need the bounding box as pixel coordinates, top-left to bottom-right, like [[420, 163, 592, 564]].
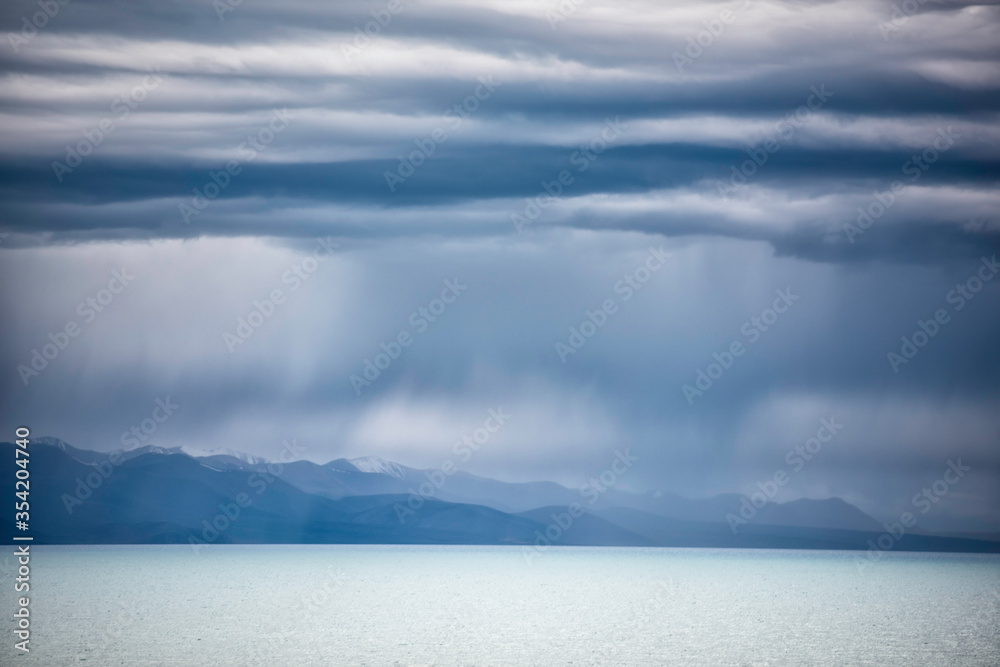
[[3, 545, 998, 665]]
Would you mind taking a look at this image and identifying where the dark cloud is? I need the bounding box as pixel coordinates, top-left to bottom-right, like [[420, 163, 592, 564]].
[[0, 0, 998, 530]]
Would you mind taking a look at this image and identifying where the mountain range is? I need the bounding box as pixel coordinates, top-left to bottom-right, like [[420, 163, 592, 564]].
[[3, 438, 997, 554]]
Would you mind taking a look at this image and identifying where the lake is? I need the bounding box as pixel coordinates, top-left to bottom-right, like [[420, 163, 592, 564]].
[[3, 545, 998, 665]]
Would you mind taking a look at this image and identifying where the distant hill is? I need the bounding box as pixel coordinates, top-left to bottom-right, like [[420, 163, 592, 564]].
[[2, 438, 997, 554]]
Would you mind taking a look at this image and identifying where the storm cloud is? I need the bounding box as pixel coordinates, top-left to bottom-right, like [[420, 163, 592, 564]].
[[1, 0, 998, 532]]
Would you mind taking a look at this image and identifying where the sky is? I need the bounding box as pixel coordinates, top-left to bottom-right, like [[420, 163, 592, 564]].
[[1, 0, 998, 531]]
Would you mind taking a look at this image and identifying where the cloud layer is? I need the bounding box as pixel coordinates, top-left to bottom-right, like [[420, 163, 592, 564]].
[[1, 0, 998, 530]]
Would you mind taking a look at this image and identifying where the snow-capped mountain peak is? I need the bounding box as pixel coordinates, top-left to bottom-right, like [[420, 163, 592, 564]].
[[348, 456, 406, 479], [182, 447, 270, 466]]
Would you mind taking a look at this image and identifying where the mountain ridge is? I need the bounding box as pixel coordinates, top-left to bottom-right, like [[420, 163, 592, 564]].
[[5, 438, 996, 554], [36, 436, 883, 530]]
